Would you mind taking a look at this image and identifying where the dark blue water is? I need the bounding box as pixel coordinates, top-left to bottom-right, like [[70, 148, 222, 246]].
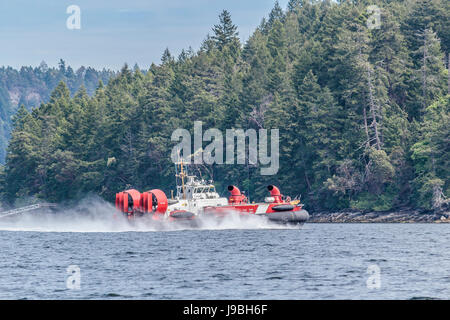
[[1, 223, 449, 299]]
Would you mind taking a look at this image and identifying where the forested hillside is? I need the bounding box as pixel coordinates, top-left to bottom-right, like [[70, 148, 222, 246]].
[[0, 0, 448, 212], [0, 61, 115, 163]]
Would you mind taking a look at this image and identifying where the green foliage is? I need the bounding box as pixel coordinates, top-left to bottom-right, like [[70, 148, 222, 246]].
[[212, 10, 240, 57], [0, 61, 115, 163], [1, 2, 449, 212], [351, 191, 397, 212], [410, 96, 449, 208]]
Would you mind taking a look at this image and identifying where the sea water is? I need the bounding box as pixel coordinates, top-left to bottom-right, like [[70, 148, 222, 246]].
[[0, 216, 449, 299]]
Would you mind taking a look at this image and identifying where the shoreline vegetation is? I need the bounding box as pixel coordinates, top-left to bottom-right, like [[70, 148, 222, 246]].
[[0, 0, 448, 214]]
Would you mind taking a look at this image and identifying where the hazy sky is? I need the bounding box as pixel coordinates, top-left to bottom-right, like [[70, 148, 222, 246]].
[[0, 0, 289, 70]]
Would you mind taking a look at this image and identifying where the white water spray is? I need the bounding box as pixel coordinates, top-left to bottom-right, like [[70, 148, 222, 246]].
[[0, 196, 299, 233]]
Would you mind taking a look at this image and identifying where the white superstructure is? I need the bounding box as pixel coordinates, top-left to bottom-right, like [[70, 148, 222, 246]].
[[165, 175, 228, 216], [165, 154, 228, 217]]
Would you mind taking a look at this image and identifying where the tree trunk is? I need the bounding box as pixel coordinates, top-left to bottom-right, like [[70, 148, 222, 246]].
[[366, 65, 381, 150], [422, 32, 428, 110], [447, 52, 449, 96], [363, 106, 370, 149]]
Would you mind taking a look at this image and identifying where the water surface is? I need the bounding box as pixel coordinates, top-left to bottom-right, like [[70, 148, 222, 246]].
[[0, 223, 449, 299]]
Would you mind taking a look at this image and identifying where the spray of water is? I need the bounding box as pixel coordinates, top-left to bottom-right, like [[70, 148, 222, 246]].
[[0, 196, 299, 233]]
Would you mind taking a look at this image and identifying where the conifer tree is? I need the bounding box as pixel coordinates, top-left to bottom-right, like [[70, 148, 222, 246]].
[[414, 28, 446, 114], [212, 10, 240, 56]]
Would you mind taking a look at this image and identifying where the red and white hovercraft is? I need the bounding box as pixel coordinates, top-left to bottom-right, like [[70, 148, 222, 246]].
[[115, 161, 309, 226]]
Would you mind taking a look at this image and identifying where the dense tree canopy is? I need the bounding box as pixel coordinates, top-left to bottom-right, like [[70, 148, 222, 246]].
[[0, 61, 115, 163], [0, 0, 448, 212]]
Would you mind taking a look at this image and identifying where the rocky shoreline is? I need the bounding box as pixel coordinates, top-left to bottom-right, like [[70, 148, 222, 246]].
[[308, 207, 450, 223]]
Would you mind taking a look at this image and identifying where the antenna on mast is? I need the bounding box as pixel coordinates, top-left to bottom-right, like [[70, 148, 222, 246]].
[[174, 148, 203, 200]]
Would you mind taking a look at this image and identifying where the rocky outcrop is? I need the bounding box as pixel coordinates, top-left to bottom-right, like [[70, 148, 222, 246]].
[[309, 207, 450, 223]]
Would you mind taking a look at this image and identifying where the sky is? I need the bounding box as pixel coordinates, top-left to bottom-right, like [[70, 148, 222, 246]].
[[0, 0, 289, 70]]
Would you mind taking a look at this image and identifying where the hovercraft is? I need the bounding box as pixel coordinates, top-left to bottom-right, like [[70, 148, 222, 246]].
[[115, 159, 309, 226]]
